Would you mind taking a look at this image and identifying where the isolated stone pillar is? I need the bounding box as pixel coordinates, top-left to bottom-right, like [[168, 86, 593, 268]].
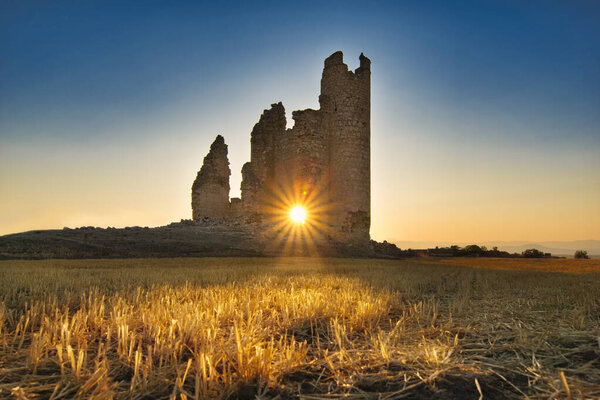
[[191, 135, 231, 219]]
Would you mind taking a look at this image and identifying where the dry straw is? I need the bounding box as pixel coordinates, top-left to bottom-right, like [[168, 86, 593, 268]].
[[0, 257, 599, 399]]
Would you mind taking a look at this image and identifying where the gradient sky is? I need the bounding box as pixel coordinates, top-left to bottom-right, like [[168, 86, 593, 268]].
[[1, 0, 599, 244]]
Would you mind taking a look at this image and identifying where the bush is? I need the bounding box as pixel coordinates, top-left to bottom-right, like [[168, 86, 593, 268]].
[[522, 248, 545, 258], [574, 250, 589, 259]]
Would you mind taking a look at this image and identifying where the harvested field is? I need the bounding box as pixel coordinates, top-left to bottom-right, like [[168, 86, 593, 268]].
[[1, 257, 599, 399], [422, 257, 600, 274]]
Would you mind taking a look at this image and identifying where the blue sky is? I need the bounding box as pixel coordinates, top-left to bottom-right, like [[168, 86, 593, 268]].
[[1, 0, 599, 242]]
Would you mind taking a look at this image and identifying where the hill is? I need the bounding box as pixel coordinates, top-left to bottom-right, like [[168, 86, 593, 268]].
[[0, 219, 375, 259]]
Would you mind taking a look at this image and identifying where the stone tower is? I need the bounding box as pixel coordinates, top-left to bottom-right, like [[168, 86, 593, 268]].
[[191, 135, 231, 219], [320, 51, 371, 238]]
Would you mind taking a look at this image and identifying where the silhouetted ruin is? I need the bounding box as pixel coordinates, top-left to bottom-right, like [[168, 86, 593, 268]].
[[191, 135, 230, 219], [192, 51, 371, 245]]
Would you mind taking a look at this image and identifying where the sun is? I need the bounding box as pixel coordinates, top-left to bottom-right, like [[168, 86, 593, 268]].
[[289, 206, 307, 224]]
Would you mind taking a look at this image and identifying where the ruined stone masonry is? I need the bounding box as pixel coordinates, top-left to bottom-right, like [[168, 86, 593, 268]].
[[191, 51, 371, 243], [191, 135, 230, 219]]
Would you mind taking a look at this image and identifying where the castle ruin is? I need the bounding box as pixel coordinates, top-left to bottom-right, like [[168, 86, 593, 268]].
[[191, 51, 371, 245]]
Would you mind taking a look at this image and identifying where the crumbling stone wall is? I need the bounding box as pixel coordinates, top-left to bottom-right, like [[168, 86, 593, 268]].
[[191, 135, 231, 219], [191, 51, 371, 242], [241, 103, 286, 215], [229, 197, 243, 217], [284, 109, 329, 202], [250, 102, 286, 184], [240, 162, 261, 214]]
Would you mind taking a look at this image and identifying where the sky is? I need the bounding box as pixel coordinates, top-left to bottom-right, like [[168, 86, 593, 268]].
[[1, 0, 599, 244]]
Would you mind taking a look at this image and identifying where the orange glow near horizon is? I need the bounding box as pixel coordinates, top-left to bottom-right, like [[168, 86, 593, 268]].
[[1, 139, 599, 243]]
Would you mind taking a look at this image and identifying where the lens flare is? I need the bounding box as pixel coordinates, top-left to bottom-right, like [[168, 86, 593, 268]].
[[290, 206, 307, 224]]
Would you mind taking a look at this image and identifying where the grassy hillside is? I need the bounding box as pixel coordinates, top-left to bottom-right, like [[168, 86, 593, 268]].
[[0, 223, 372, 259], [0, 225, 262, 259], [1, 258, 599, 399]]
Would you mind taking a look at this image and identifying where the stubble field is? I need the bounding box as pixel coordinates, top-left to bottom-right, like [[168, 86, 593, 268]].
[[0, 257, 599, 399]]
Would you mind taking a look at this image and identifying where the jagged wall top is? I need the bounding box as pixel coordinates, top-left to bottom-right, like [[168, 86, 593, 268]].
[[323, 51, 371, 74]]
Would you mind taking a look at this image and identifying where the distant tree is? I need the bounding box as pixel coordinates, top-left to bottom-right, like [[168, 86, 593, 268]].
[[463, 245, 482, 255], [574, 250, 589, 259], [522, 248, 545, 258]]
